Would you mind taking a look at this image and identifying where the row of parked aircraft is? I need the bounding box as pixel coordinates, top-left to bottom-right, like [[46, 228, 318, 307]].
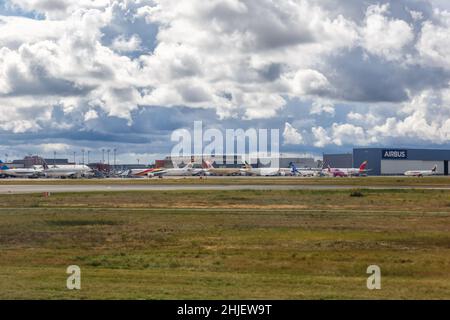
[[0, 161, 92, 178], [0, 159, 439, 179], [127, 161, 440, 178], [126, 161, 316, 178], [126, 160, 372, 178], [325, 162, 438, 177]]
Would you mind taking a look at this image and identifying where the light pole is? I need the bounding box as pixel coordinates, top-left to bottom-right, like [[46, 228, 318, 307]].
[[87, 151, 90, 165], [4, 153, 8, 163], [73, 151, 76, 166], [102, 149, 105, 164], [81, 149, 85, 165], [53, 151, 56, 166], [137, 158, 140, 165], [113, 148, 117, 173], [107, 149, 110, 173]]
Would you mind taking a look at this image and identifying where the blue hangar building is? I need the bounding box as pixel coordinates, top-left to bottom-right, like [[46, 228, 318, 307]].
[[353, 148, 450, 176]]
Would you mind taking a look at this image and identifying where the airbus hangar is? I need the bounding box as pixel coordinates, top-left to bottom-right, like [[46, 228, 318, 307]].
[[353, 148, 450, 176]]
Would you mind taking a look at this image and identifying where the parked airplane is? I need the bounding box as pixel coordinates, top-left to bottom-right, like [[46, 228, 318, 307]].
[[127, 168, 165, 178], [42, 162, 93, 178], [288, 162, 321, 177], [156, 162, 203, 177], [0, 161, 43, 178], [404, 165, 438, 177], [324, 161, 369, 177], [202, 160, 242, 176], [242, 162, 280, 176]]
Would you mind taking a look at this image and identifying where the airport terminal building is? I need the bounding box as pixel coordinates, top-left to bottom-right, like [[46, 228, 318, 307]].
[[353, 148, 450, 176]]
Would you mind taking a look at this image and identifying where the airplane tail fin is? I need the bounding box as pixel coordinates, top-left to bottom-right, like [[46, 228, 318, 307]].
[[289, 162, 298, 173], [359, 161, 368, 172], [202, 160, 213, 169], [42, 160, 49, 170], [327, 165, 331, 172], [432, 165, 437, 172], [243, 161, 252, 169], [0, 159, 8, 170]]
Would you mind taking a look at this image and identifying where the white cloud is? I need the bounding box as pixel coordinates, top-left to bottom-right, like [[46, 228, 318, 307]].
[[136, 0, 359, 118], [0, 16, 67, 49], [292, 69, 332, 96], [310, 100, 335, 116], [409, 10, 424, 21], [312, 126, 332, 147], [368, 89, 450, 143], [84, 109, 99, 121], [0, 120, 41, 133], [9, 0, 111, 19], [347, 112, 380, 126], [111, 34, 142, 52], [40, 143, 70, 152], [331, 123, 368, 146], [0, 0, 449, 153], [283, 122, 304, 145], [416, 11, 450, 70], [0, 4, 147, 124], [362, 4, 414, 61]]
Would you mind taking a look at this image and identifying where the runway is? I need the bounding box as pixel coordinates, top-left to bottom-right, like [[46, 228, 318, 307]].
[[1, 184, 450, 194]]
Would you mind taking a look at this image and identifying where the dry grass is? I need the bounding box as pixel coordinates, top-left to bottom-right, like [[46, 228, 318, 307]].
[[0, 190, 449, 299], [1, 176, 450, 186]]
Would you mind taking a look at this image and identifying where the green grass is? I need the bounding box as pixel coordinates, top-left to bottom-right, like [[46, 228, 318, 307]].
[[1, 176, 450, 186], [0, 190, 449, 299]]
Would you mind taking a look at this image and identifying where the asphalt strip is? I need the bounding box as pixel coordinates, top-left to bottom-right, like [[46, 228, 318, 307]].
[[1, 184, 450, 194]]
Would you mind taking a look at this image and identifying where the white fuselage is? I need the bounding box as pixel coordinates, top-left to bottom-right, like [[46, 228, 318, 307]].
[[203, 168, 242, 176], [158, 167, 203, 176], [127, 168, 163, 178], [404, 170, 436, 177], [289, 168, 321, 177], [44, 165, 93, 178], [243, 167, 280, 176], [323, 168, 361, 176], [0, 167, 43, 178]]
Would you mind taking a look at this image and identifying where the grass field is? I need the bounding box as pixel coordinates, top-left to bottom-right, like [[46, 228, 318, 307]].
[[0, 189, 449, 299], [1, 176, 450, 187]]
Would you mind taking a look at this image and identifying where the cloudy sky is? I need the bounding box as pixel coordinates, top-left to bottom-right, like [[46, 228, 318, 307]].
[[1, 0, 450, 163]]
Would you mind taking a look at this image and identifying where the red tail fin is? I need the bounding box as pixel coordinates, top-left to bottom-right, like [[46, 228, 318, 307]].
[[359, 161, 368, 172], [202, 160, 213, 169]]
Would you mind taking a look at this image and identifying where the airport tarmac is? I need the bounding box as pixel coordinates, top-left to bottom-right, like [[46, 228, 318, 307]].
[[1, 184, 450, 194]]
